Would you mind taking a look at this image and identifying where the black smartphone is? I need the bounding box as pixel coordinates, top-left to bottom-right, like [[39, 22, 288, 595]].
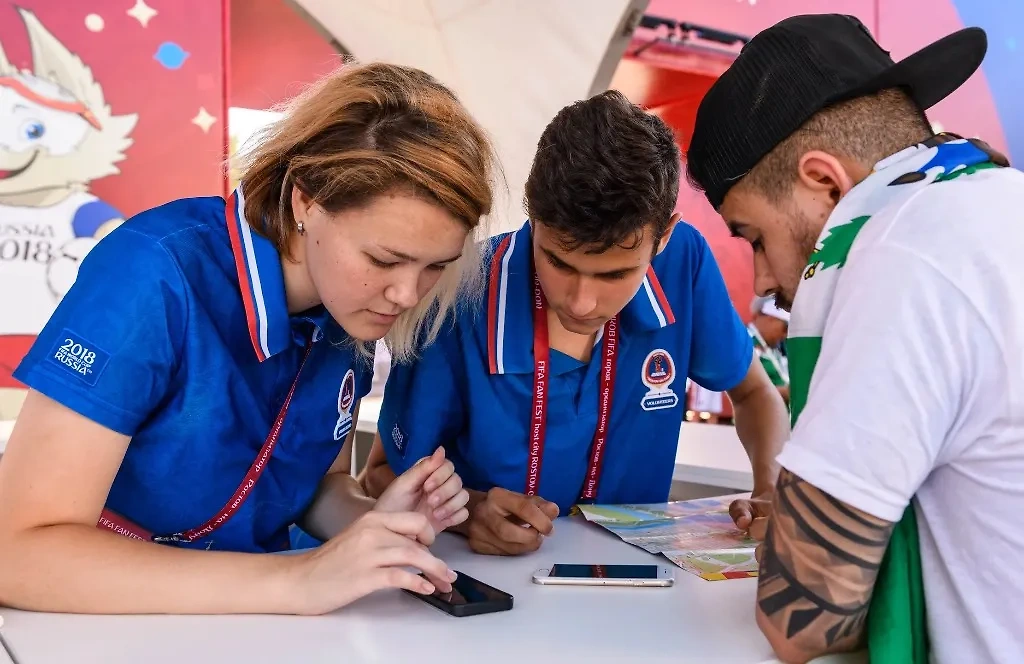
[[403, 570, 514, 617]]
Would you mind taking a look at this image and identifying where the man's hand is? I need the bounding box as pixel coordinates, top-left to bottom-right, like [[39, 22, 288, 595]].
[[374, 447, 469, 533], [729, 492, 773, 531], [730, 493, 772, 562], [466, 487, 559, 556]]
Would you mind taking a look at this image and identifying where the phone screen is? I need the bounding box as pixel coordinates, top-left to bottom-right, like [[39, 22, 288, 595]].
[[549, 564, 660, 579], [428, 572, 511, 606]]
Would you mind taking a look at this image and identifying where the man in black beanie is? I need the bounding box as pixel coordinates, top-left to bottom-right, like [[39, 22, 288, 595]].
[[688, 13, 1022, 664]]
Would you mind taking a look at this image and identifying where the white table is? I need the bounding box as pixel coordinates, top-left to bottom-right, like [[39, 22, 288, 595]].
[[0, 516, 862, 664], [0, 631, 14, 664], [356, 397, 756, 491]]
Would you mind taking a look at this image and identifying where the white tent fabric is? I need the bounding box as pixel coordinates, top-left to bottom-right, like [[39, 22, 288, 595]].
[[290, 0, 649, 232]]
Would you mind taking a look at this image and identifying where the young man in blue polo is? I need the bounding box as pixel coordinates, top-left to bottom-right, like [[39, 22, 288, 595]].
[[364, 91, 790, 556]]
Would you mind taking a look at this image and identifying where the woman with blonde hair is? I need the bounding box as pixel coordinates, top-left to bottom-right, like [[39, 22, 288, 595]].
[[0, 63, 496, 616]]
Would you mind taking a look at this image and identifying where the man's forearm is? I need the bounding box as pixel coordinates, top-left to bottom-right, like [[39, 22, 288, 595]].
[[756, 469, 892, 661], [731, 385, 788, 492], [299, 472, 375, 542]]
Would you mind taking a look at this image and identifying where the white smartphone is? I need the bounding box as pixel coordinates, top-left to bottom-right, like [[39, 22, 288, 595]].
[[532, 563, 674, 587]]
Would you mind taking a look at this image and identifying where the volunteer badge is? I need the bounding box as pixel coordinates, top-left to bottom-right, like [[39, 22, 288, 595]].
[[640, 349, 679, 411], [334, 370, 356, 441]]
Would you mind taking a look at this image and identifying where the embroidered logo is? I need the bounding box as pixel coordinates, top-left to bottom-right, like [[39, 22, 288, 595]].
[[47, 330, 110, 386], [392, 423, 406, 456], [333, 369, 355, 441], [640, 348, 679, 411]]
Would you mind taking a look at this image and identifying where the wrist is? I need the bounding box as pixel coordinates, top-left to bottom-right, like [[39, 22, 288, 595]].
[[752, 478, 776, 498], [253, 551, 314, 615], [753, 460, 781, 495]]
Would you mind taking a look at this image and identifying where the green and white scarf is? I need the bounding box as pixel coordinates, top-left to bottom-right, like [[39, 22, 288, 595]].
[[786, 135, 1004, 663], [748, 323, 788, 388]]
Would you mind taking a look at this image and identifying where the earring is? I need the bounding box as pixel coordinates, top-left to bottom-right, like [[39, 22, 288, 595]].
[[297, 220, 305, 235]]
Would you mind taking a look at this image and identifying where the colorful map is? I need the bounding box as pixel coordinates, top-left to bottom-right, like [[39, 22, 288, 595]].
[[577, 494, 759, 581]]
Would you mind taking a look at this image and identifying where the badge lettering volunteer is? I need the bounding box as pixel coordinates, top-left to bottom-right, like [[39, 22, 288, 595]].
[[640, 349, 679, 411]]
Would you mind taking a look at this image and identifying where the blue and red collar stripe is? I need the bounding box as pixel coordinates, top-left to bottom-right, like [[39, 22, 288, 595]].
[[486, 233, 515, 375], [224, 189, 291, 361], [643, 266, 676, 326]]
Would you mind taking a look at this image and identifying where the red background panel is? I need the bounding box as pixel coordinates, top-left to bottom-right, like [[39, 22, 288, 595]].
[[229, 0, 341, 111], [0, 0, 228, 218]]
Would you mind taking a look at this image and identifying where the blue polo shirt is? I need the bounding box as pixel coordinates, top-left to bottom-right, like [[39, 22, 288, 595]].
[[380, 220, 751, 513], [14, 190, 371, 553]]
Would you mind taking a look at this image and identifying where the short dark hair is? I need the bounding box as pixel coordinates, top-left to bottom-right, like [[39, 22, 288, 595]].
[[524, 90, 680, 253], [741, 88, 933, 201]]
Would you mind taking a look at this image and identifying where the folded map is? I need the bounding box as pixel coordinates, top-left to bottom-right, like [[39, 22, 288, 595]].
[[576, 493, 759, 581]]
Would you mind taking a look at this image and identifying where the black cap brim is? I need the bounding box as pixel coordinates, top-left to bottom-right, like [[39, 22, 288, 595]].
[[838, 26, 987, 110]]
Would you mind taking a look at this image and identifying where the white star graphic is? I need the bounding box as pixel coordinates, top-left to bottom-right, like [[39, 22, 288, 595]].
[[126, 0, 158, 28], [191, 107, 217, 133]]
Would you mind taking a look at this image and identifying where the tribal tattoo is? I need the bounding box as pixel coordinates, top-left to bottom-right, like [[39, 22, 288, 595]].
[[756, 469, 895, 661]]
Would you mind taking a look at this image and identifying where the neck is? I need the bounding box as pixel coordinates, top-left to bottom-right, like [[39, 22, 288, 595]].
[[546, 308, 598, 362], [280, 233, 321, 314], [1, 187, 74, 208]]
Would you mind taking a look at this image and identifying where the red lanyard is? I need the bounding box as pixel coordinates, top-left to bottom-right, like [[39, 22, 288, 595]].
[[97, 341, 314, 544], [527, 273, 618, 502]]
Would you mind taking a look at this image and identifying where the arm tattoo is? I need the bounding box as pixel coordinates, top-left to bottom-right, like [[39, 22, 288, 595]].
[[757, 469, 895, 658]]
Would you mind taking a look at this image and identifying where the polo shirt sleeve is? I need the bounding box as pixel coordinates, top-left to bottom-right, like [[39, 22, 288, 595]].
[[685, 231, 753, 391], [378, 328, 465, 475], [13, 228, 187, 436]]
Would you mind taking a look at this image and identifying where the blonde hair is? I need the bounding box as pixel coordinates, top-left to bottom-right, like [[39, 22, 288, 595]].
[[236, 62, 496, 363]]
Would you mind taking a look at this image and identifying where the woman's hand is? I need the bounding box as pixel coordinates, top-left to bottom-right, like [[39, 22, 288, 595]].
[[374, 447, 470, 533], [288, 511, 456, 615]]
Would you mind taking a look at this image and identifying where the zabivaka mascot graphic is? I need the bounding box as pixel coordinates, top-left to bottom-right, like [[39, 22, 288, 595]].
[[0, 8, 137, 400]]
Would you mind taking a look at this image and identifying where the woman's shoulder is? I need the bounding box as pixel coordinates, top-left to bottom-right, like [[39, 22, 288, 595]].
[[117, 196, 227, 248], [77, 196, 234, 303]]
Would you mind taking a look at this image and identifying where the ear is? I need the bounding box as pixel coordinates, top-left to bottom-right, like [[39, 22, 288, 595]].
[[20, 9, 99, 107], [655, 213, 682, 255], [795, 151, 858, 206], [290, 184, 315, 223]]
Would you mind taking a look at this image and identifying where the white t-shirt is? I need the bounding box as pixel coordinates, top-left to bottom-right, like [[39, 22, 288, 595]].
[[777, 165, 1024, 663]]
